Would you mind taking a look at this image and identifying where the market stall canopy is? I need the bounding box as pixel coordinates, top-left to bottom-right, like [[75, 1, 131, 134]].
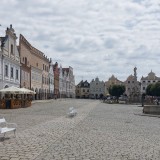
[[0, 86, 24, 94], [19, 88, 36, 94]]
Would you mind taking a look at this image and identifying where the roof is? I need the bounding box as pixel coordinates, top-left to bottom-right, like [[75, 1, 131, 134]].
[[141, 71, 160, 80], [0, 36, 8, 47], [77, 80, 90, 88]]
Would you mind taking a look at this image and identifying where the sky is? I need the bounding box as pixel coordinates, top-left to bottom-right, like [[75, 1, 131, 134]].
[[0, 0, 160, 84]]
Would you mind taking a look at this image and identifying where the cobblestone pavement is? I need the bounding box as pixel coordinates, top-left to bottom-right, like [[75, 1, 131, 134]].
[[1, 99, 160, 160]]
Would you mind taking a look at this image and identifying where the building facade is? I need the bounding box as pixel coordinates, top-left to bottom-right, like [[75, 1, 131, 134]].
[[66, 66, 75, 98], [0, 25, 20, 90], [76, 80, 90, 98], [49, 59, 54, 98], [59, 66, 75, 98], [105, 75, 124, 96], [59, 65, 66, 98], [19, 34, 31, 89], [19, 34, 50, 100], [89, 77, 105, 99], [54, 62, 59, 98], [141, 71, 160, 94]]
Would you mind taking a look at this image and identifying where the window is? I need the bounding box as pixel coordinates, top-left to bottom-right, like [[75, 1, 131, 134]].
[[143, 87, 145, 90], [5, 65, 8, 77], [16, 70, 19, 80], [43, 64, 44, 70], [11, 44, 13, 54], [11, 67, 14, 78], [83, 89, 85, 92], [25, 57, 27, 65], [128, 81, 130, 83], [36, 63, 38, 67], [143, 81, 145, 83], [132, 81, 134, 83], [148, 81, 150, 83]]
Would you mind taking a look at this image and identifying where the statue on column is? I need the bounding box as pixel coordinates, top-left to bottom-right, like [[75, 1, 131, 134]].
[[134, 67, 137, 80]]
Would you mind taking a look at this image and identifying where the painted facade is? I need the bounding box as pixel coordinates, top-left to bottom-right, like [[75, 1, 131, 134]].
[[141, 71, 160, 94], [76, 80, 90, 98], [19, 34, 50, 100], [105, 75, 124, 96], [59, 65, 66, 98], [54, 62, 59, 98], [89, 77, 105, 99], [0, 25, 20, 90], [59, 65, 75, 98], [66, 66, 75, 98], [19, 34, 31, 89], [49, 59, 54, 98]]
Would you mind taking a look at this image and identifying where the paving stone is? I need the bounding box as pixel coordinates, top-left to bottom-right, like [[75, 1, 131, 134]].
[[1, 99, 160, 159]]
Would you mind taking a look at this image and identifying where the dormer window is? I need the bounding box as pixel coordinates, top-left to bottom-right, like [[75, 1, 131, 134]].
[[11, 44, 14, 54]]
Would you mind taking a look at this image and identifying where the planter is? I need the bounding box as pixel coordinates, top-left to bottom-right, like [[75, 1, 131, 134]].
[[143, 105, 160, 115]]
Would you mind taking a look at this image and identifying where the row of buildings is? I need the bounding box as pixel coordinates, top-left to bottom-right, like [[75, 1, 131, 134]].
[[0, 25, 75, 99], [76, 67, 160, 101]]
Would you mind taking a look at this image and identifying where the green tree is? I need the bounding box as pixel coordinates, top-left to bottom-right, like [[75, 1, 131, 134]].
[[154, 82, 160, 97], [146, 84, 154, 96], [146, 82, 160, 97], [109, 85, 125, 102]]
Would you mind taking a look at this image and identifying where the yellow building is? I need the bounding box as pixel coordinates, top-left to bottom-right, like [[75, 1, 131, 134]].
[[105, 75, 124, 96]]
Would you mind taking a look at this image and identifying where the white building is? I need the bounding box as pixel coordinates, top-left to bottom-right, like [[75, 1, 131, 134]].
[[59, 65, 66, 98], [89, 77, 105, 99], [49, 59, 54, 98], [59, 66, 75, 98], [141, 71, 160, 94], [0, 25, 20, 90]]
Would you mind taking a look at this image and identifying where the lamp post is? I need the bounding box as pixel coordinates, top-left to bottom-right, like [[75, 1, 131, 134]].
[[141, 93, 145, 107]]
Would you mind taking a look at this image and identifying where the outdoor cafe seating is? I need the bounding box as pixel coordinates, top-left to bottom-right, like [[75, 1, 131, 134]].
[[0, 86, 35, 109]]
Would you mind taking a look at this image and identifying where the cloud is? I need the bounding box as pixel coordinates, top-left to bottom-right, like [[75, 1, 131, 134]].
[[0, 0, 160, 84]]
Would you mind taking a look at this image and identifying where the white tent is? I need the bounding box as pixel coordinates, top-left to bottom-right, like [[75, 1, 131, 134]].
[[0, 86, 24, 94], [0, 86, 36, 94], [19, 88, 36, 94]]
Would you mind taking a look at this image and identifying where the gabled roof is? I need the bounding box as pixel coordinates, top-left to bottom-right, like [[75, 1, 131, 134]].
[[77, 80, 90, 88]]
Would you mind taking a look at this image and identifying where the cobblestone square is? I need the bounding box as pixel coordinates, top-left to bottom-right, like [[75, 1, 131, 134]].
[[0, 99, 160, 160]]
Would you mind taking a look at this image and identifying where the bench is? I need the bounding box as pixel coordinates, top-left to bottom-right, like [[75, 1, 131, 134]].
[[0, 118, 17, 139], [68, 107, 77, 117]]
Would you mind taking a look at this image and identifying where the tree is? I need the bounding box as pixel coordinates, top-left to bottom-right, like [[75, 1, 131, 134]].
[[146, 82, 160, 97], [154, 82, 160, 97], [146, 84, 154, 96], [146, 82, 160, 105], [109, 85, 125, 102]]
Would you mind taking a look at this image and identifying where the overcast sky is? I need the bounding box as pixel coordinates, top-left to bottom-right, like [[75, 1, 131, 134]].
[[0, 0, 160, 84]]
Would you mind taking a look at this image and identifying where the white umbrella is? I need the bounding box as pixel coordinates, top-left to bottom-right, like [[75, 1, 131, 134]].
[[19, 88, 36, 94], [0, 86, 24, 94]]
